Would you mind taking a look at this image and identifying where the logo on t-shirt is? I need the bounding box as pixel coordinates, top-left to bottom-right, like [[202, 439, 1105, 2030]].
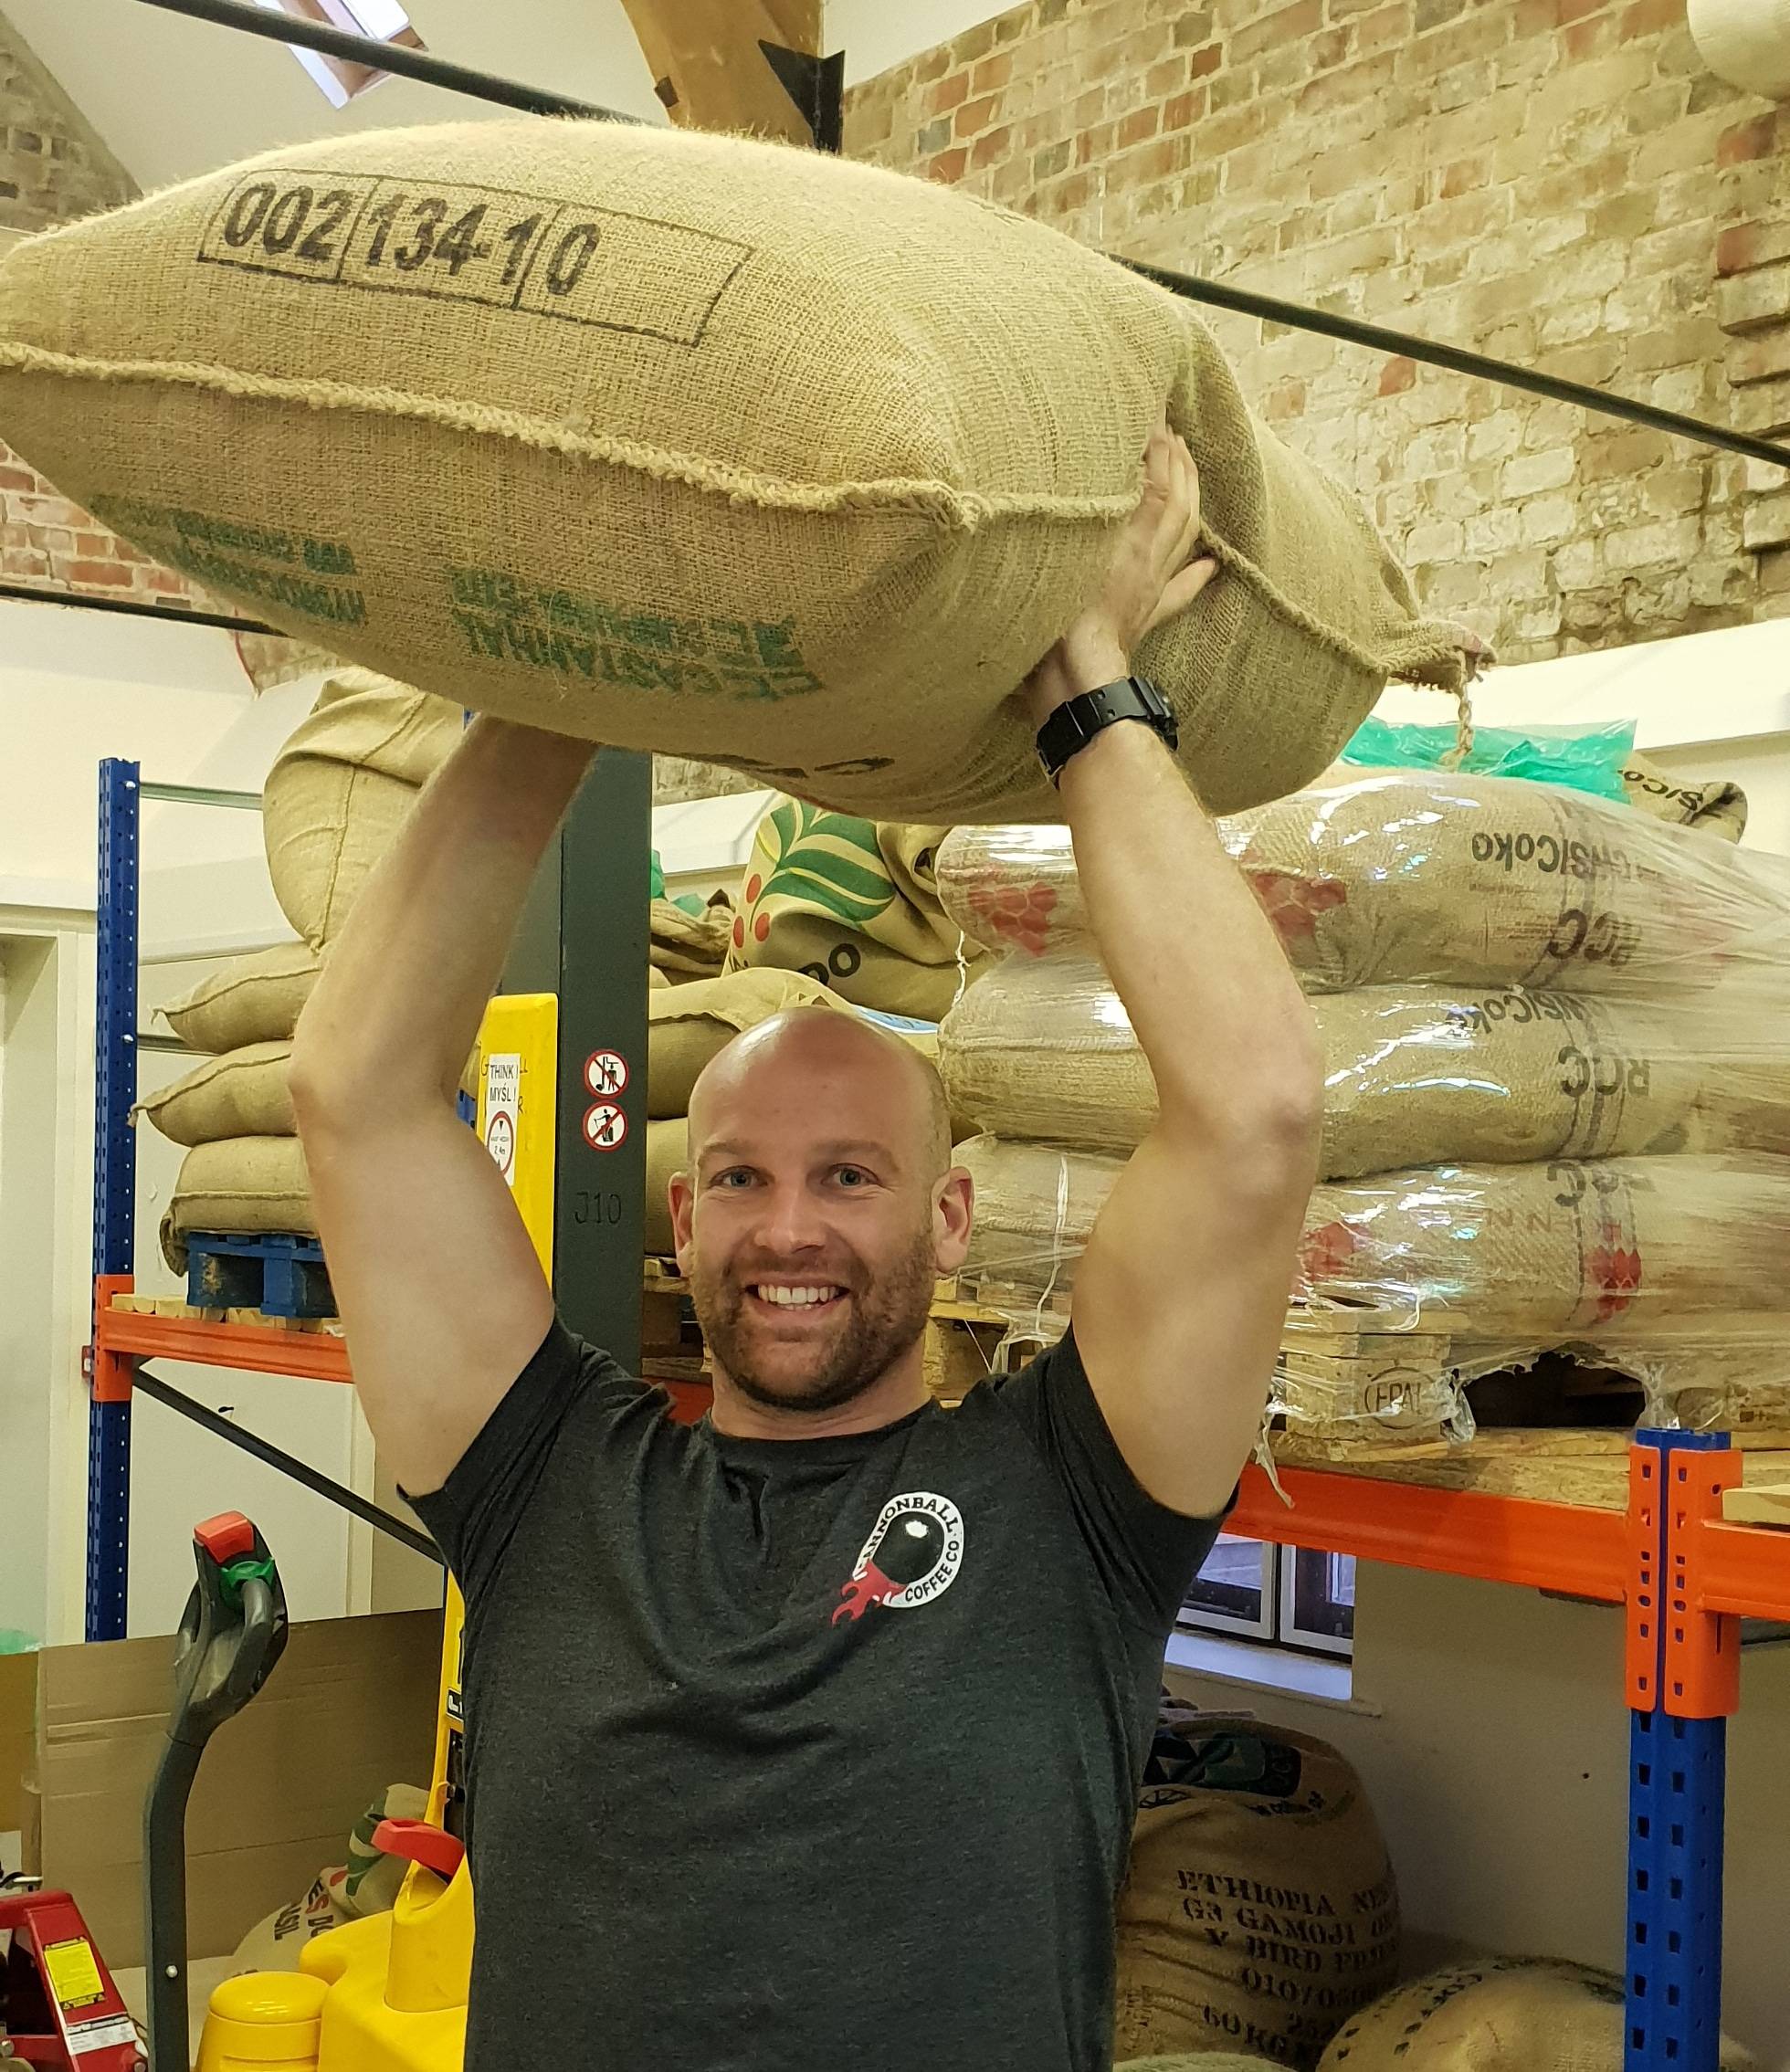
[[831, 1490, 964, 1625]]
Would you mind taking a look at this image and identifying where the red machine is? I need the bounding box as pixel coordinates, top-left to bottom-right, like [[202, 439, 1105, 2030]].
[[0, 1880, 144, 2072]]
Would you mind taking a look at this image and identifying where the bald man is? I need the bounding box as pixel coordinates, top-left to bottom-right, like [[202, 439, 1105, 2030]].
[[290, 427, 1323, 2072]]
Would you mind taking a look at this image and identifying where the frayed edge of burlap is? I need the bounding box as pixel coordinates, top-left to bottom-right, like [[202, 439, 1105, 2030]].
[[1200, 529, 1488, 695], [0, 342, 1142, 531]]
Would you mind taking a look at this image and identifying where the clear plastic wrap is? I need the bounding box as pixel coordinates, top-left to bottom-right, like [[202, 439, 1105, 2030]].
[[940, 950, 1790, 1176], [936, 768, 1790, 994], [954, 1135, 1790, 1441]]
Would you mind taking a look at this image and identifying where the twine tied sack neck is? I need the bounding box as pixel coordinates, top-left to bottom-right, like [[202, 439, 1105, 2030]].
[[0, 119, 1468, 822]]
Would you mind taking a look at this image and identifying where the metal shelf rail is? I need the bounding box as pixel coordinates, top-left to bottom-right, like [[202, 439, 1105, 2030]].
[[82, 753, 1790, 2071]]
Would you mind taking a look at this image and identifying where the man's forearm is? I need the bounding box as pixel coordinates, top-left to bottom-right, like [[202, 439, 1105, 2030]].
[[1058, 723, 1322, 1146], [291, 718, 597, 1122]]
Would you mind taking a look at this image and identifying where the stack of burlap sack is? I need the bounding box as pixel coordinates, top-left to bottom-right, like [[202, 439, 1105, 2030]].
[[935, 766, 1790, 1441], [1111, 1699, 1755, 2071], [641, 793, 987, 1257], [142, 670, 469, 1270]]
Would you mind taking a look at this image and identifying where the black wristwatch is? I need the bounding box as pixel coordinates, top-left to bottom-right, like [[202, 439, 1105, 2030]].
[[1036, 675, 1178, 786]]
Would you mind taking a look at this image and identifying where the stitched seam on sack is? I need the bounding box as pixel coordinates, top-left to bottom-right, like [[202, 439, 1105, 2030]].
[[0, 343, 1140, 527], [1199, 532, 1471, 688]]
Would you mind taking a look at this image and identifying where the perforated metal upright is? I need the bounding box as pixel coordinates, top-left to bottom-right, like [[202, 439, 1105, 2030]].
[[1625, 1429, 1733, 2072], [86, 757, 141, 1640]]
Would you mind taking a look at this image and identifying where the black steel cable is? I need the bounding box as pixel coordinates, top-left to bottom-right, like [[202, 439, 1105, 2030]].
[[131, 0, 1790, 473], [1122, 260, 1790, 473], [133, 0, 637, 122], [0, 578, 279, 636], [135, 1362, 445, 1565]]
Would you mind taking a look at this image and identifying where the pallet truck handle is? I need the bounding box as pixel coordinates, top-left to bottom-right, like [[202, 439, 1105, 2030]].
[[142, 1515, 289, 2072]]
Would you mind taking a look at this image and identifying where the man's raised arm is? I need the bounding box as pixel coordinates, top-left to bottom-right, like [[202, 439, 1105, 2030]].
[[290, 717, 596, 1496]]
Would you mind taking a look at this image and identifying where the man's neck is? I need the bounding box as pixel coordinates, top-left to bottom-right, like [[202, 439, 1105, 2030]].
[[706, 1346, 931, 1440]]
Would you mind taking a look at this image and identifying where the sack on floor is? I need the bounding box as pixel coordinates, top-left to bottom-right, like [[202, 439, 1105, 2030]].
[[723, 799, 980, 1020], [159, 941, 321, 1051], [1115, 1707, 1398, 2069], [263, 669, 463, 948], [0, 120, 1469, 825], [161, 1135, 314, 1272], [229, 1783, 428, 1976], [1316, 1956, 1755, 2070], [938, 953, 1790, 1173], [934, 773, 1790, 991], [648, 967, 843, 1118]]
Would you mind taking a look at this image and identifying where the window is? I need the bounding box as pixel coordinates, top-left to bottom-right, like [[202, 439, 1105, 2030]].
[[257, 0, 424, 108], [1178, 1532, 1356, 1660]]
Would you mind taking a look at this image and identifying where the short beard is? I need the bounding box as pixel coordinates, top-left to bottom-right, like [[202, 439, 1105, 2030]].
[[692, 1228, 938, 1418]]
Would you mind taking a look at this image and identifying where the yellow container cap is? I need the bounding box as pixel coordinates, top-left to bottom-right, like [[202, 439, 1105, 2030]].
[[202, 1971, 328, 2060]]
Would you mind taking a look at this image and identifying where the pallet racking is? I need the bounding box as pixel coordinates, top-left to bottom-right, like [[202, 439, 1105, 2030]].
[[80, 756, 1790, 2072]]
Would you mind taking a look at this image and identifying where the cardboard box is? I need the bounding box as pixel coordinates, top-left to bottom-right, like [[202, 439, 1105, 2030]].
[[0, 1648, 36, 1835], [36, 1607, 438, 1967]]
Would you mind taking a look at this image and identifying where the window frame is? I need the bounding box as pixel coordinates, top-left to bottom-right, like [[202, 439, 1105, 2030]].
[[1178, 1533, 1356, 1660]]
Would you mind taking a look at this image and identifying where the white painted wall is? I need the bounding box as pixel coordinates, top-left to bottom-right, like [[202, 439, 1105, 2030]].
[[2, 0, 666, 195], [0, 602, 370, 1644], [1168, 1563, 1790, 2069]]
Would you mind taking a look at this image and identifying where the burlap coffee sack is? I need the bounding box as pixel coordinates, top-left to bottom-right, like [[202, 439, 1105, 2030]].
[[648, 967, 843, 1118], [723, 798, 980, 1019], [0, 122, 1468, 825], [939, 954, 1790, 1173], [955, 1136, 1790, 1425], [1118, 2059, 1283, 2069], [229, 1783, 427, 1977], [140, 1037, 478, 1145], [159, 941, 321, 1051], [1118, 2060, 1282, 2069], [1623, 750, 1747, 843], [1295, 1152, 1790, 1345], [1116, 1707, 1397, 2069], [651, 896, 733, 982], [1317, 1956, 1754, 2070], [263, 669, 463, 948], [645, 1116, 688, 1257], [138, 1041, 296, 1146], [160, 1135, 314, 1273], [935, 773, 1790, 993]]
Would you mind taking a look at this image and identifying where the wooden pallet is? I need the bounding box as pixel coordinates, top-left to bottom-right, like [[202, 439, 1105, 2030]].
[[109, 1293, 344, 1335], [185, 1230, 333, 1319]]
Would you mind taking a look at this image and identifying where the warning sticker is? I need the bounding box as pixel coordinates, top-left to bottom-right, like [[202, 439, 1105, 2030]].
[[483, 1052, 521, 1186], [584, 1048, 628, 1098], [583, 1102, 627, 1152], [44, 1937, 105, 2011], [67, 2014, 140, 2056]]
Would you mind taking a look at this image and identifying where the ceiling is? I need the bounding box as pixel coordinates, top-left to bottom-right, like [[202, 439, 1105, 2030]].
[[4, 0, 669, 192], [5, 0, 1022, 191]]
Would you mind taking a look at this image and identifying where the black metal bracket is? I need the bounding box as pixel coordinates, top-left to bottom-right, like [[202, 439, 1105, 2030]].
[[133, 1363, 444, 1566], [760, 42, 846, 154]]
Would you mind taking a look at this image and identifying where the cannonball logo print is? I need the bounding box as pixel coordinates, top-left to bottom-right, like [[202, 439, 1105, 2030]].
[[832, 1491, 964, 1625]]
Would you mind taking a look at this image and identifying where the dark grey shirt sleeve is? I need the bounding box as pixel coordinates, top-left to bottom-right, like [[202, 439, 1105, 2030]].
[[405, 1319, 636, 1603], [990, 1327, 1233, 1633]]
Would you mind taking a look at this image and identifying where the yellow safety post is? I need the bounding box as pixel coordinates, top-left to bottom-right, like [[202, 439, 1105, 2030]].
[[195, 991, 561, 2072]]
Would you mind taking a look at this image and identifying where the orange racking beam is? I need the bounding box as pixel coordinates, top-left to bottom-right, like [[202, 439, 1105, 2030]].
[[1230, 1462, 1629, 1604]]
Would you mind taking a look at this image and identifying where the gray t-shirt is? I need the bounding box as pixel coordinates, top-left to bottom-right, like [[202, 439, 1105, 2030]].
[[411, 1319, 1225, 2072]]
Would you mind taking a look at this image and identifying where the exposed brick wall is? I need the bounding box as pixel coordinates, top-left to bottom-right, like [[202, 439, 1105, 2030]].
[[846, 0, 1785, 664], [0, 8, 210, 616]]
